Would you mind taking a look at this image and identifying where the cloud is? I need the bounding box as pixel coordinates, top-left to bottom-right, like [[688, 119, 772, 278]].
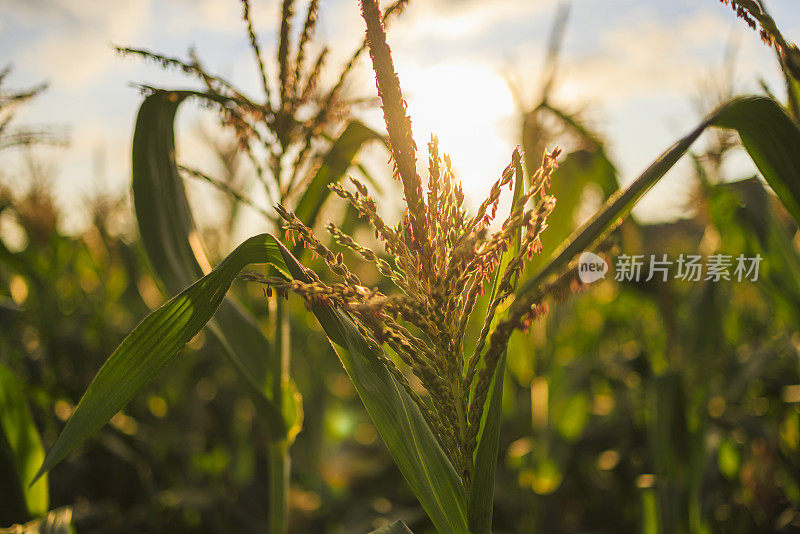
[[26, 31, 115, 88], [562, 10, 734, 101], [11, 0, 279, 90], [163, 0, 279, 35], [15, 0, 151, 89], [390, 0, 550, 42], [10, 0, 151, 37]]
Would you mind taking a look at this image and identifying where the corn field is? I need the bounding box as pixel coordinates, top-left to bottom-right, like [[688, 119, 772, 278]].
[[2, 0, 800, 532]]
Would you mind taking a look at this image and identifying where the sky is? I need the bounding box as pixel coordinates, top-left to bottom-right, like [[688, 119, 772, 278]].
[[1, 0, 800, 236]]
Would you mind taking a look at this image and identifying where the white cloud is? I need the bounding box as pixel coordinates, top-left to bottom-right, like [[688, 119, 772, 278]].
[[164, 0, 279, 34], [10, 0, 150, 37], [391, 0, 549, 42], [17, 0, 151, 88], [4, 0, 797, 233], [562, 10, 733, 101]]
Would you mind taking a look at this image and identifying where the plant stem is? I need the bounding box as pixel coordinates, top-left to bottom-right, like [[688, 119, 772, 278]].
[[268, 297, 291, 534], [268, 441, 290, 534], [451, 381, 469, 483]]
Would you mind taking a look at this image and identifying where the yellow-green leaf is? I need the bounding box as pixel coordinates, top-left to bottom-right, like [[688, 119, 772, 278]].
[[0, 363, 47, 525]]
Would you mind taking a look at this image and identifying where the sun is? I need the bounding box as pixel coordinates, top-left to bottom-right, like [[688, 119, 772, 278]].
[[399, 61, 516, 205]]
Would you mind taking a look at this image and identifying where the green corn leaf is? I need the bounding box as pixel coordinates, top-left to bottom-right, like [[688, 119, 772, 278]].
[[293, 121, 383, 228], [468, 156, 525, 534], [132, 92, 379, 437], [273, 243, 470, 534], [369, 520, 414, 534], [331, 319, 469, 533], [132, 90, 287, 437], [711, 178, 800, 315], [714, 97, 800, 225], [132, 91, 202, 293], [0, 364, 48, 526], [467, 352, 505, 534], [34, 234, 288, 482], [530, 149, 618, 271], [521, 96, 800, 295], [35, 234, 469, 532]]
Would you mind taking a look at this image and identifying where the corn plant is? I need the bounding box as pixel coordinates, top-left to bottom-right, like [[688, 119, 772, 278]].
[[511, 30, 800, 530], [0, 363, 49, 528], [111, 1, 409, 531], [0, 70, 75, 533], [0, 365, 73, 532], [33, 1, 800, 532]]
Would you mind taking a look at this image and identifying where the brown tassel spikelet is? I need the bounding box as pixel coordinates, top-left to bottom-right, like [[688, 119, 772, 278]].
[[360, 0, 431, 268], [253, 139, 560, 488], [118, 0, 413, 211], [247, 0, 567, 488], [719, 0, 800, 80]]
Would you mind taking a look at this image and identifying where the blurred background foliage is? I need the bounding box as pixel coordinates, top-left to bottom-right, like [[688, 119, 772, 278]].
[[2, 3, 800, 533]]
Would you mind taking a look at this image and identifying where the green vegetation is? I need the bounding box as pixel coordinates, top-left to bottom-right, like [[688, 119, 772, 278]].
[[2, 0, 800, 532]]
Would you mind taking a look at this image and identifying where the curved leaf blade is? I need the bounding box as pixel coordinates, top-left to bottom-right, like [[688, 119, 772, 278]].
[[0, 364, 48, 525], [34, 235, 288, 482], [520, 120, 707, 294], [131, 90, 284, 434], [467, 156, 527, 534], [467, 352, 505, 534], [714, 97, 800, 225], [521, 96, 800, 295], [35, 234, 469, 532], [132, 91, 203, 292], [293, 120, 383, 228], [273, 241, 470, 534]]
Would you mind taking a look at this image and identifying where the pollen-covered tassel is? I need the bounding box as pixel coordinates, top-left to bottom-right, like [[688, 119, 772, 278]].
[[350, 176, 369, 197], [455, 184, 464, 207]]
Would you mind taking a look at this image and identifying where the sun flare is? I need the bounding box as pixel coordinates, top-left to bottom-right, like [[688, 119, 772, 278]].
[[399, 62, 516, 204]]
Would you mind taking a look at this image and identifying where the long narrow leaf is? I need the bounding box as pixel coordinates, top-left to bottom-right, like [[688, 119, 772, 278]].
[[35, 235, 288, 482], [714, 97, 800, 224], [468, 158, 525, 534], [35, 234, 469, 532], [293, 121, 383, 228], [467, 352, 505, 534], [0, 364, 48, 525], [521, 96, 800, 295], [132, 90, 286, 436], [273, 241, 470, 534]]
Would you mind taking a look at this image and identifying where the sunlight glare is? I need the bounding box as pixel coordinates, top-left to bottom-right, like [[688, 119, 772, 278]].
[[400, 62, 516, 206]]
